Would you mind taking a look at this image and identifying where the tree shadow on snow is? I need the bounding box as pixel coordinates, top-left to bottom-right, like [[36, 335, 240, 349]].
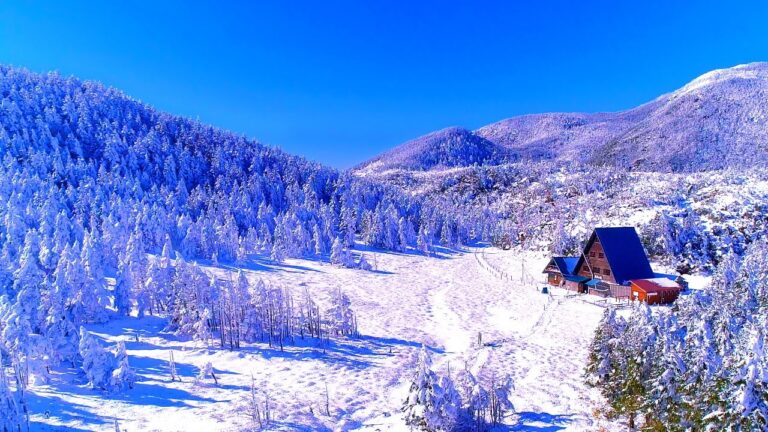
[[249, 255, 325, 273], [28, 393, 112, 429], [108, 381, 225, 407], [509, 411, 575, 431], [240, 334, 442, 371], [352, 243, 466, 260]]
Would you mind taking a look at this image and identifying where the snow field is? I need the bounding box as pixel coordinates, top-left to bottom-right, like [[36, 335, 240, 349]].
[[32, 247, 618, 431]]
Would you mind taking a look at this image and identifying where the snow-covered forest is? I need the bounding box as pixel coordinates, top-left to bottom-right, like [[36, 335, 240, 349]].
[[586, 240, 768, 431], [359, 162, 768, 273], [0, 66, 504, 430]]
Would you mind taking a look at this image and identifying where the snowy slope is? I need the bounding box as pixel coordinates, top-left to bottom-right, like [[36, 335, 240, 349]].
[[30, 247, 618, 431], [355, 127, 509, 175], [358, 62, 768, 173]]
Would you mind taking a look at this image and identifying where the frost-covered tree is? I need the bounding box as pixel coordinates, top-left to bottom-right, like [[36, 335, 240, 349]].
[[78, 232, 109, 323], [110, 341, 136, 391], [122, 229, 149, 318], [326, 289, 357, 337], [398, 217, 415, 251], [417, 225, 430, 256], [78, 327, 114, 390], [586, 308, 622, 386], [403, 345, 455, 431], [113, 266, 132, 317], [330, 238, 353, 267]]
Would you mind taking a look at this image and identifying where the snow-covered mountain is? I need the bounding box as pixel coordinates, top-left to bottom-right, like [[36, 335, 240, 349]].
[[353, 127, 510, 174], [358, 62, 768, 173]]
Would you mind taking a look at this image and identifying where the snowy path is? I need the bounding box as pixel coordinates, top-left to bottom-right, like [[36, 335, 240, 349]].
[[31, 247, 616, 431]]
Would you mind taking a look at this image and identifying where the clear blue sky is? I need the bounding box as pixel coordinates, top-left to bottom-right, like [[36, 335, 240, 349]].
[[2, 1, 767, 168]]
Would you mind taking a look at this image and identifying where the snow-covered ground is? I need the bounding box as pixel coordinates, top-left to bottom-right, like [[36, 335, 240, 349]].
[[30, 246, 619, 431]]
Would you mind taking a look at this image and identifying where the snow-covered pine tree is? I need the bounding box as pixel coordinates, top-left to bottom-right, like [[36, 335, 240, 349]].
[[78, 231, 109, 323], [586, 308, 622, 386], [113, 265, 132, 317], [398, 217, 415, 252], [725, 328, 768, 430], [78, 327, 114, 390], [326, 289, 357, 337], [110, 341, 137, 391], [122, 228, 149, 318], [417, 225, 430, 256], [402, 345, 459, 431], [330, 237, 353, 267]]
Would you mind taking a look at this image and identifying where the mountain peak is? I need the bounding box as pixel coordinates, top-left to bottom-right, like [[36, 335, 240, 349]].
[[355, 126, 508, 174]]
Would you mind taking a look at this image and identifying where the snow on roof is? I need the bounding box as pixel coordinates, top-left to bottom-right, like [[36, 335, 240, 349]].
[[646, 277, 681, 288], [630, 278, 682, 292]]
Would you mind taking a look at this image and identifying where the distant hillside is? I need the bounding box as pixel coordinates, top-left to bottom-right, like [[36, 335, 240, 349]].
[[354, 127, 509, 174], [357, 63, 768, 174]]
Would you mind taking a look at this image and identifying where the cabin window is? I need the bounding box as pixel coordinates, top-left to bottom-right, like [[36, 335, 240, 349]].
[[603, 268, 611, 275], [593, 267, 601, 273], [598, 252, 604, 258], [582, 266, 589, 272], [589, 252, 595, 257]]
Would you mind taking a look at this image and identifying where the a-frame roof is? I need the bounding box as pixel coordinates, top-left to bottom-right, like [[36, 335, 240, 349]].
[[575, 227, 654, 285], [543, 256, 579, 275]]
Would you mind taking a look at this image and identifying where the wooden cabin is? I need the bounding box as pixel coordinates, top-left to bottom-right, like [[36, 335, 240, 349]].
[[542, 227, 683, 303]]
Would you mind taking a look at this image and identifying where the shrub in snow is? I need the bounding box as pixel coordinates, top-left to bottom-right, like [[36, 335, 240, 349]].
[[195, 361, 218, 386], [357, 254, 373, 271]]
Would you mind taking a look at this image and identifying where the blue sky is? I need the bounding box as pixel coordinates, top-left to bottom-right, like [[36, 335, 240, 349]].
[[2, 1, 767, 168]]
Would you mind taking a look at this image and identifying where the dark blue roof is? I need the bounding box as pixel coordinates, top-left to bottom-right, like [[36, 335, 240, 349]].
[[593, 227, 654, 285], [564, 275, 589, 283], [552, 256, 579, 275]]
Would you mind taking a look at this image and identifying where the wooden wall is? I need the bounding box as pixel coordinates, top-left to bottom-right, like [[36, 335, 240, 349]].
[[577, 237, 617, 284]]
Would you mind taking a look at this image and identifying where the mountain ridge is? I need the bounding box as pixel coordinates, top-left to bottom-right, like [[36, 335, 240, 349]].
[[356, 62, 768, 174]]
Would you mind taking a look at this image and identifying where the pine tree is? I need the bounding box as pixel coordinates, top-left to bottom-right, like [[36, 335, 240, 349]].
[[110, 341, 137, 391], [726, 329, 768, 430], [79, 232, 109, 323], [402, 345, 458, 431], [586, 308, 621, 386], [78, 327, 114, 390], [417, 225, 430, 256], [326, 289, 357, 337], [113, 265, 133, 317], [330, 237, 352, 267], [398, 217, 415, 251]]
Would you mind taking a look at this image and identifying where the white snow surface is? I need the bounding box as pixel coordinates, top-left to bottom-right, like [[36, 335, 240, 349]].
[[642, 277, 681, 288], [31, 247, 620, 431]]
